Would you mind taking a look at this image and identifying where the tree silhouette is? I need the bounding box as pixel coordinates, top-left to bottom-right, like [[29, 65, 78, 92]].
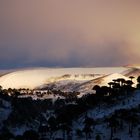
[[129, 76, 135, 82], [100, 86, 109, 96], [126, 113, 139, 137], [83, 115, 95, 140], [59, 123, 72, 140], [0, 85, 2, 92], [137, 76, 140, 89], [96, 134, 102, 140], [108, 82, 114, 88], [107, 115, 119, 140], [137, 76, 140, 83], [93, 85, 101, 95], [48, 116, 57, 139], [0, 127, 14, 140], [23, 130, 39, 140], [119, 78, 126, 87]]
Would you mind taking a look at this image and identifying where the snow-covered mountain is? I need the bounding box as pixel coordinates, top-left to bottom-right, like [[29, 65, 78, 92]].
[[1, 66, 140, 140], [0, 66, 138, 90], [75, 73, 129, 94], [122, 67, 140, 77]]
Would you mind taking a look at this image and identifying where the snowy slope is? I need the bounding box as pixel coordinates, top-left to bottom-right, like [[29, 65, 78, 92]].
[[0, 99, 12, 129], [101, 73, 129, 86], [121, 68, 140, 86], [75, 73, 129, 94], [72, 90, 140, 140], [87, 90, 140, 120], [0, 67, 128, 89], [36, 73, 130, 98], [122, 67, 140, 77]]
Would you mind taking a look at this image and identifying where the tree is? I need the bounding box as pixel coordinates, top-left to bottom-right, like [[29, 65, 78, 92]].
[[48, 116, 57, 139], [0, 85, 2, 92], [138, 127, 140, 138], [0, 127, 14, 140], [15, 135, 24, 140], [113, 138, 121, 140], [83, 125, 92, 140], [126, 114, 139, 137], [124, 80, 134, 94], [116, 78, 122, 87], [107, 115, 119, 140], [23, 130, 39, 140], [112, 79, 117, 83], [119, 78, 126, 87], [100, 86, 109, 96], [129, 76, 135, 82], [83, 115, 95, 140], [137, 76, 140, 89], [125, 80, 133, 86], [120, 109, 139, 137], [96, 134, 102, 140], [76, 129, 83, 138], [137, 76, 140, 83], [92, 85, 101, 94], [59, 123, 72, 140], [108, 82, 114, 88], [38, 124, 49, 139]]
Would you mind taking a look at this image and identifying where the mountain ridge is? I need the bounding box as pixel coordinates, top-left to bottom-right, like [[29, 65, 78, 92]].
[[0, 67, 138, 90]]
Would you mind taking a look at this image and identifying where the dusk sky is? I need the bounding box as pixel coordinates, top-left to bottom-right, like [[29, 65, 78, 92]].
[[1, 0, 140, 69]]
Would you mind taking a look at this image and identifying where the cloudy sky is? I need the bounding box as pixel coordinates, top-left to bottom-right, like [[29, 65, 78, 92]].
[[1, 0, 140, 69]]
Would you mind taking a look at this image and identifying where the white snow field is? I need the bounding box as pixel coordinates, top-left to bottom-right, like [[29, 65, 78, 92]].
[[0, 67, 129, 89]]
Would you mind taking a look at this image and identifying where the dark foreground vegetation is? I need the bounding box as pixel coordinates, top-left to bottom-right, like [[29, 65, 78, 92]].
[[0, 76, 140, 140]]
